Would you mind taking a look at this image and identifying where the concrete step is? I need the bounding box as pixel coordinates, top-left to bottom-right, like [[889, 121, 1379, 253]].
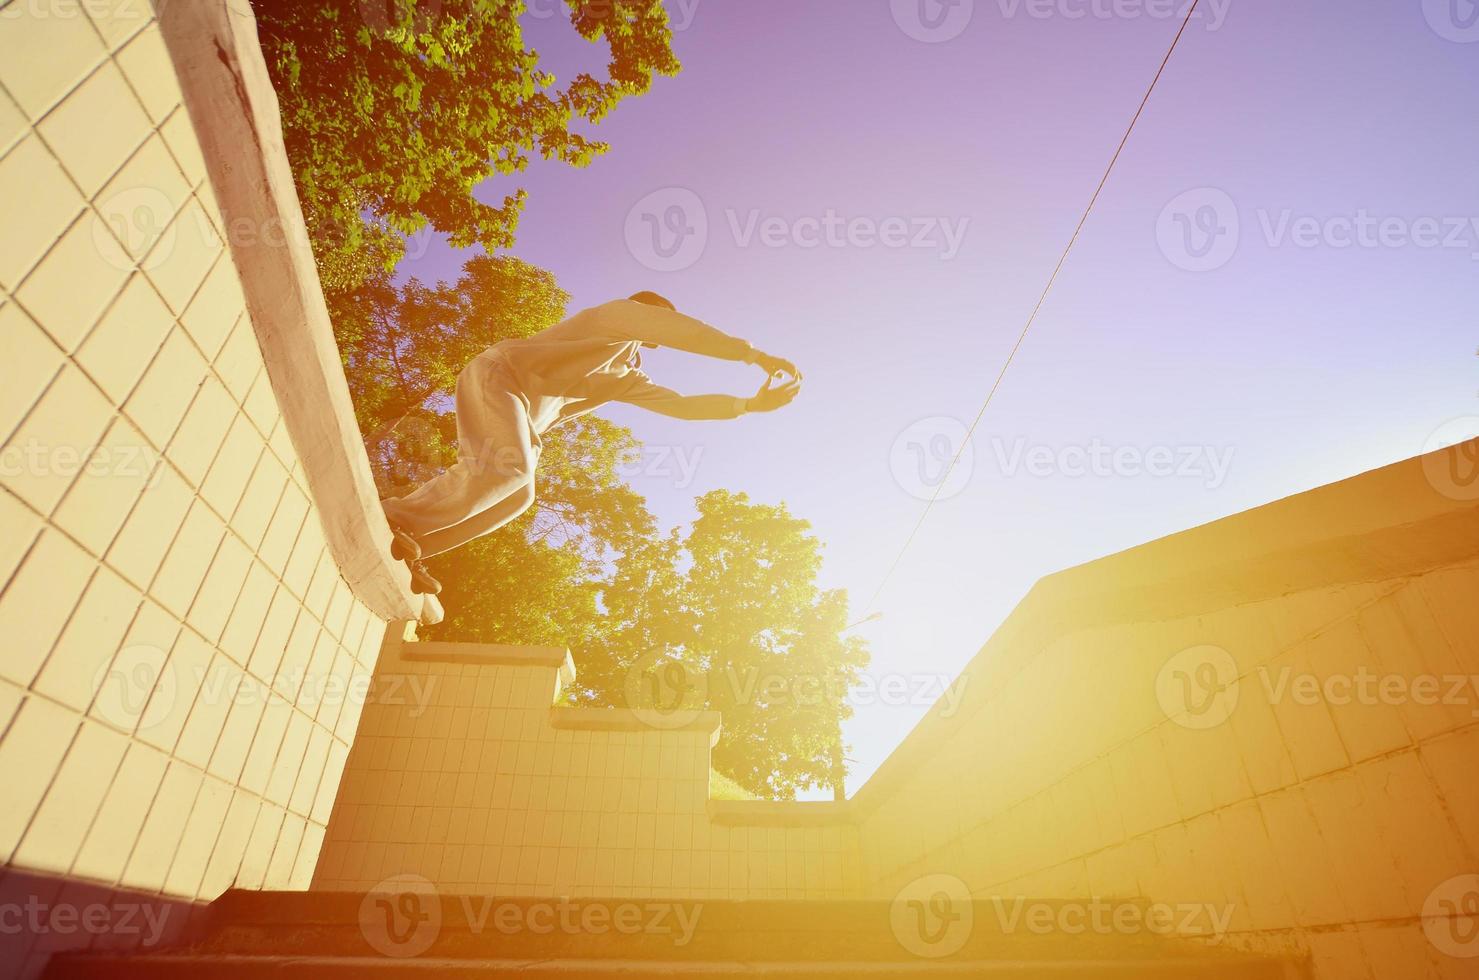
[[43, 953, 1300, 978], [42, 892, 1305, 979]]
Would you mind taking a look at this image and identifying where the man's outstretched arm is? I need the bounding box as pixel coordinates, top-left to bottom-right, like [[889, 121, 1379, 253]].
[[602, 300, 799, 379], [614, 372, 799, 420]]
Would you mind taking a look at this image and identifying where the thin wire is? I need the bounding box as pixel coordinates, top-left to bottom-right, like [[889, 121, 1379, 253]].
[[865, 0, 1203, 614]]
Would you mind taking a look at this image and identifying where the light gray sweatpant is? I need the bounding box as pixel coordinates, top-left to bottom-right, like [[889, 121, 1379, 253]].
[[381, 354, 538, 558]]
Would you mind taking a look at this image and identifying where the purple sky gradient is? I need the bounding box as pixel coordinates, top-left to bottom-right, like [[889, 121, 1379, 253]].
[[399, 0, 1479, 796]]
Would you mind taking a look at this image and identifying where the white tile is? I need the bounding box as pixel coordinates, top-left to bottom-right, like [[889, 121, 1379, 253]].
[[114, 25, 178, 123], [36, 60, 150, 198], [0, 136, 85, 290], [93, 135, 193, 268], [84, 0, 154, 50], [0, 302, 64, 444], [0, 695, 79, 857], [13, 720, 129, 873], [0, 86, 24, 158], [0, 364, 114, 515], [122, 325, 206, 448], [32, 562, 141, 710], [14, 214, 131, 351], [0, 3, 107, 118], [74, 273, 175, 405], [0, 529, 95, 687]]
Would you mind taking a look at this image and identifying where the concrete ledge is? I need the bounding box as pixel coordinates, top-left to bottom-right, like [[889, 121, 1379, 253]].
[[550, 707, 724, 747], [400, 640, 575, 688], [709, 801, 855, 827], [156, 0, 429, 623], [852, 440, 1479, 816]]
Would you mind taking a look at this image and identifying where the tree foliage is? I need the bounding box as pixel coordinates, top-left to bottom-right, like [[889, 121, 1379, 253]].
[[251, 0, 681, 309], [585, 491, 871, 800]]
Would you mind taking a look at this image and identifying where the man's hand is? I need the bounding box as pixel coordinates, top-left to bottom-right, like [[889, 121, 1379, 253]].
[[746, 374, 801, 413], [752, 351, 801, 383]]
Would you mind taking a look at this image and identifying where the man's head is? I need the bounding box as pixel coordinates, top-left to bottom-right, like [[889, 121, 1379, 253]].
[[628, 290, 676, 311]]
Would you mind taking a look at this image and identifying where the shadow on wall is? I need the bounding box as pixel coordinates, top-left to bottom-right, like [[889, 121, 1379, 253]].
[[0, 869, 203, 980]]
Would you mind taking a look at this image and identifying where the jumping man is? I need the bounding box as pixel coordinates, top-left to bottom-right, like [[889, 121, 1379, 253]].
[[382, 292, 802, 593]]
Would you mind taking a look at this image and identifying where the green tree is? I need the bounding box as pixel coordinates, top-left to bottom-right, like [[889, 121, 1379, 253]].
[[252, 0, 681, 311], [591, 491, 871, 800]]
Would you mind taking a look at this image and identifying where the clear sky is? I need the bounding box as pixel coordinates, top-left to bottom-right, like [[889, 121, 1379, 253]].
[[400, 0, 1479, 797]]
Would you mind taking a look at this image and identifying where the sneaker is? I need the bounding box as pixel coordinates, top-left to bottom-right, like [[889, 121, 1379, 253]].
[[408, 560, 442, 596]]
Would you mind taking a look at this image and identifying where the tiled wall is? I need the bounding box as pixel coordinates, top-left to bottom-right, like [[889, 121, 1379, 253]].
[[853, 558, 1479, 977], [316, 634, 861, 898], [0, 0, 385, 916]]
